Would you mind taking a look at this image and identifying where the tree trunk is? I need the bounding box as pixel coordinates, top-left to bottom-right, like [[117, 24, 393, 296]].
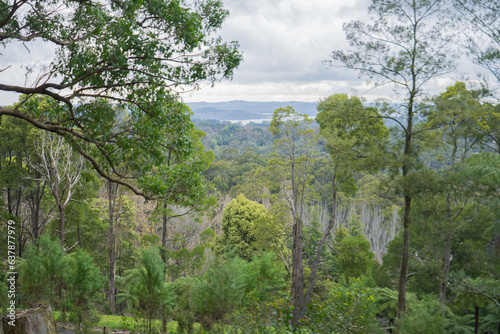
[[397, 195, 411, 320], [302, 176, 337, 318], [439, 235, 451, 315], [108, 181, 117, 314], [397, 92, 415, 320], [474, 305, 479, 334], [291, 215, 304, 325], [59, 205, 65, 247], [162, 202, 168, 248], [78, 226, 82, 248]]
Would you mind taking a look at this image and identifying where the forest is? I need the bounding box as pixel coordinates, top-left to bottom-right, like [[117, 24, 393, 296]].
[[0, 0, 499, 333]]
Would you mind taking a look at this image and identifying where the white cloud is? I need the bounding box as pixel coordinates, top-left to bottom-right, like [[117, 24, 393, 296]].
[[1, 0, 495, 106]]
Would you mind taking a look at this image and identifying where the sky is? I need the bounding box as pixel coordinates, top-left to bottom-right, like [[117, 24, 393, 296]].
[[182, 0, 479, 103], [184, 0, 376, 103], [0, 0, 491, 106]]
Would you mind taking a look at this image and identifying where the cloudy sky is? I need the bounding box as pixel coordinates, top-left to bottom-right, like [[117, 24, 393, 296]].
[[0, 0, 490, 106], [183, 0, 486, 103], [184, 0, 375, 103]]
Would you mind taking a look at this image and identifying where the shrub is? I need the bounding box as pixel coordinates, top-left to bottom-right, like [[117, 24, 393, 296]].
[[118, 247, 173, 334], [305, 279, 381, 334], [66, 249, 104, 334], [18, 235, 68, 308]]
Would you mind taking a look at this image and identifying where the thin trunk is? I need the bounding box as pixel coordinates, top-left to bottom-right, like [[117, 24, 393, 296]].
[[108, 181, 117, 314], [162, 202, 168, 248], [78, 226, 82, 248], [291, 215, 304, 325], [439, 236, 451, 315], [32, 186, 40, 241], [397, 195, 411, 318], [397, 88, 415, 319], [302, 174, 337, 317], [7, 186, 12, 215], [440, 190, 454, 315], [59, 204, 65, 247], [290, 150, 305, 325], [474, 305, 479, 334]]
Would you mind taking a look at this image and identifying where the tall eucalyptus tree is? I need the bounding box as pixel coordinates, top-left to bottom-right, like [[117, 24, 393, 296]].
[[329, 0, 456, 318]]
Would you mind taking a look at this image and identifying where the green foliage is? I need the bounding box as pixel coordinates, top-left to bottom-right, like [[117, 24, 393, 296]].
[[302, 279, 381, 334], [117, 247, 173, 334], [66, 249, 104, 334], [214, 194, 268, 261], [336, 234, 376, 282], [242, 252, 288, 305], [1, 0, 242, 199], [465, 152, 500, 184], [194, 259, 246, 329], [373, 287, 416, 319], [170, 276, 198, 333], [18, 235, 69, 308], [87, 194, 139, 273], [395, 297, 445, 334], [164, 228, 213, 280], [194, 253, 287, 330], [316, 94, 389, 172]]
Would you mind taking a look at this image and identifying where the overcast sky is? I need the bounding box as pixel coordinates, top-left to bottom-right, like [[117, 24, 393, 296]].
[[183, 0, 493, 103], [184, 0, 374, 103], [0, 0, 491, 106]]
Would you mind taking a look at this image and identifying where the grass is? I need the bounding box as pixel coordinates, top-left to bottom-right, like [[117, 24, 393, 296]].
[[53, 312, 210, 333], [54, 311, 182, 332]]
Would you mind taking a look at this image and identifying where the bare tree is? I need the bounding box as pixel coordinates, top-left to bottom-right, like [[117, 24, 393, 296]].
[[34, 132, 84, 247]]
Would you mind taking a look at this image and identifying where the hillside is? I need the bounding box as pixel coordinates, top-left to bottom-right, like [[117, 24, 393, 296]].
[[187, 100, 318, 121]]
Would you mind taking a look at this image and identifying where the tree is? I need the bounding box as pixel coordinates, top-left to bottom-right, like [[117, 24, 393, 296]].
[[337, 234, 376, 282], [268, 106, 316, 324], [34, 132, 84, 248], [214, 194, 268, 261], [0, 113, 46, 256], [156, 127, 216, 250], [312, 94, 388, 310], [66, 249, 104, 334], [19, 235, 68, 308], [420, 82, 491, 314], [0, 0, 241, 199], [118, 247, 172, 334], [454, 0, 500, 82], [329, 0, 456, 318]]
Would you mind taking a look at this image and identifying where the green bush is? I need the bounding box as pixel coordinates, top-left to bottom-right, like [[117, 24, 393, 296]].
[[396, 297, 445, 334], [194, 258, 246, 329], [336, 235, 376, 282], [305, 279, 381, 334], [66, 249, 104, 334], [213, 194, 268, 261], [170, 276, 198, 333], [118, 247, 173, 334], [18, 235, 68, 308], [194, 252, 287, 330]]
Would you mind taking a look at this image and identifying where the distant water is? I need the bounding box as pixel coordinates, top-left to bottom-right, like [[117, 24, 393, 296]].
[[224, 118, 273, 125]]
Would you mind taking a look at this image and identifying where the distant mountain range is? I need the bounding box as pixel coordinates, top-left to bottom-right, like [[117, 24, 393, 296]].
[[186, 100, 406, 129], [187, 101, 318, 121]]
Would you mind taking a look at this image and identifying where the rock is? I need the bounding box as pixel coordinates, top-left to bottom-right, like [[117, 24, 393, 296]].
[[1, 302, 57, 334]]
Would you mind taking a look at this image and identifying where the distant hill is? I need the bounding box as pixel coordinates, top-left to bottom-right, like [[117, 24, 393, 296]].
[[187, 100, 408, 129], [187, 101, 318, 121]]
